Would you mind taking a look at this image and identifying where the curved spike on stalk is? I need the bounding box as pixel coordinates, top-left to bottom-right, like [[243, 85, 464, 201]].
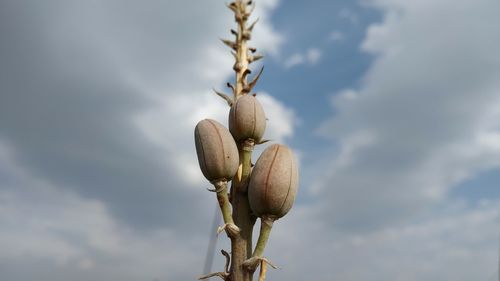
[[213, 88, 234, 106], [221, 39, 237, 50], [246, 2, 256, 17], [249, 54, 264, 63], [244, 66, 264, 93], [226, 2, 237, 12], [243, 256, 279, 272], [256, 139, 271, 145], [247, 18, 259, 32], [198, 272, 228, 280], [230, 29, 238, 36], [226, 82, 236, 94], [242, 68, 252, 79], [231, 51, 238, 61], [241, 70, 252, 86], [221, 250, 231, 273]]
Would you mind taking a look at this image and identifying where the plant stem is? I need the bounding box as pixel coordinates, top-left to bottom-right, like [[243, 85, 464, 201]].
[[230, 186, 254, 281], [214, 181, 235, 226], [230, 140, 255, 281], [213, 180, 240, 238], [231, 0, 253, 101], [241, 216, 275, 276], [252, 216, 274, 258], [226, 1, 262, 280]]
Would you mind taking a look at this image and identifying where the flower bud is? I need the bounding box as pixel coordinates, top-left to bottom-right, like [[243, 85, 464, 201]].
[[194, 119, 239, 182], [248, 144, 299, 218], [229, 94, 266, 142]]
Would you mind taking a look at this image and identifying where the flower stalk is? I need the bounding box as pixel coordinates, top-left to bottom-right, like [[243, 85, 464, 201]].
[[194, 1, 299, 281], [225, 1, 262, 280]]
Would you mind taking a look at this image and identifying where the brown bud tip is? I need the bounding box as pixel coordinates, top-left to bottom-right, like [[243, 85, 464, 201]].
[[248, 144, 299, 218], [194, 119, 239, 182], [229, 95, 266, 142]]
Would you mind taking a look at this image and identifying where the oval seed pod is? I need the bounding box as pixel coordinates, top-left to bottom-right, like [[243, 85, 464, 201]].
[[229, 94, 266, 142], [194, 119, 239, 182], [248, 144, 299, 219]]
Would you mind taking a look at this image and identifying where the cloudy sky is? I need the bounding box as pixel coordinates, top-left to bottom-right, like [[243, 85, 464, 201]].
[[1, 0, 500, 280]]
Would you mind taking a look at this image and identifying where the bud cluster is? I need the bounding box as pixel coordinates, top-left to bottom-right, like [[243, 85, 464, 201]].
[[194, 1, 298, 280], [195, 98, 299, 220], [194, 94, 299, 279]]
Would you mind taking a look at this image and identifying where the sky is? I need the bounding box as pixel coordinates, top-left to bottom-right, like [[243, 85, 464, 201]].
[[1, 0, 500, 280]]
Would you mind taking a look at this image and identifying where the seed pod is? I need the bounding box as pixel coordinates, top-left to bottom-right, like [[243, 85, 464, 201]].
[[229, 94, 266, 142], [248, 144, 299, 218], [194, 119, 239, 182]]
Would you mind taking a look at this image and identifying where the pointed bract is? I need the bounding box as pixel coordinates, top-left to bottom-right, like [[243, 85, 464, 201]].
[[247, 18, 259, 32], [221, 39, 237, 50], [213, 89, 234, 106], [249, 54, 264, 63], [244, 66, 264, 93]]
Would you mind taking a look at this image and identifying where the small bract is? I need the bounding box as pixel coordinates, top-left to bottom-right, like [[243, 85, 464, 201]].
[[229, 94, 266, 142], [194, 119, 239, 182], [248, 144, 298, 219]]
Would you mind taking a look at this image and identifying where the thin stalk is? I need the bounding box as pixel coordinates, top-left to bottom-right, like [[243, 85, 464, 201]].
[[230, 140, 255, 281], [213, 180, 240, 238], [224, 1, 263, 280], [234, 11, 248, 100], [242, 216, 275, 275], [252, 217, 273, 257], [228, 1, 257, 281]]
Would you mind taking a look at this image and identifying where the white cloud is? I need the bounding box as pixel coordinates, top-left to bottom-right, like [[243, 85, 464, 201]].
[[329, 30, 344, 41], [258, 92, 297, 142], [306, 48, 322, 64], [251, 0, 285, 56], [284, 53, 305, 69], [264, 200, 500, 281], [315, 0, 500, 231], [339, 7, 359, 24], [0, 0, 293, 280], [284, 48, 323, 69], [5, 0, 500, 280], [0, 138, 213, 280]]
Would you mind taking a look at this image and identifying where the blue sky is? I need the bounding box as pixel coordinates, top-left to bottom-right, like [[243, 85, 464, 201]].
[[1, 0, 500, 280]]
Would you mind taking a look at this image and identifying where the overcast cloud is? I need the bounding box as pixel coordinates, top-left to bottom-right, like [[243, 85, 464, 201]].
[[1, 0, 499, 280], [0, 0, 290, 280], [314, 0, 500, 231]]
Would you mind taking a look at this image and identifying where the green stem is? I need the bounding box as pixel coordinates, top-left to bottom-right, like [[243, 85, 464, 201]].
[[230, 140, 256, 281], [253, 216, 274, 258], [214, 181, 234, 225], [213, 180, 239, 238], [241, 139, 257, 281], [242, 216, 275, 275], [241, 140, 253, 182], [239, 139, 256, 257], [226, 1, 260, 279]]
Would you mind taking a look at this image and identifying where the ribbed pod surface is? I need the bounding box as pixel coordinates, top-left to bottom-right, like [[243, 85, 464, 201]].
[[248, 144, 298, 218], [229, 94, 266, 142], [194, 119, 239, 182]]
